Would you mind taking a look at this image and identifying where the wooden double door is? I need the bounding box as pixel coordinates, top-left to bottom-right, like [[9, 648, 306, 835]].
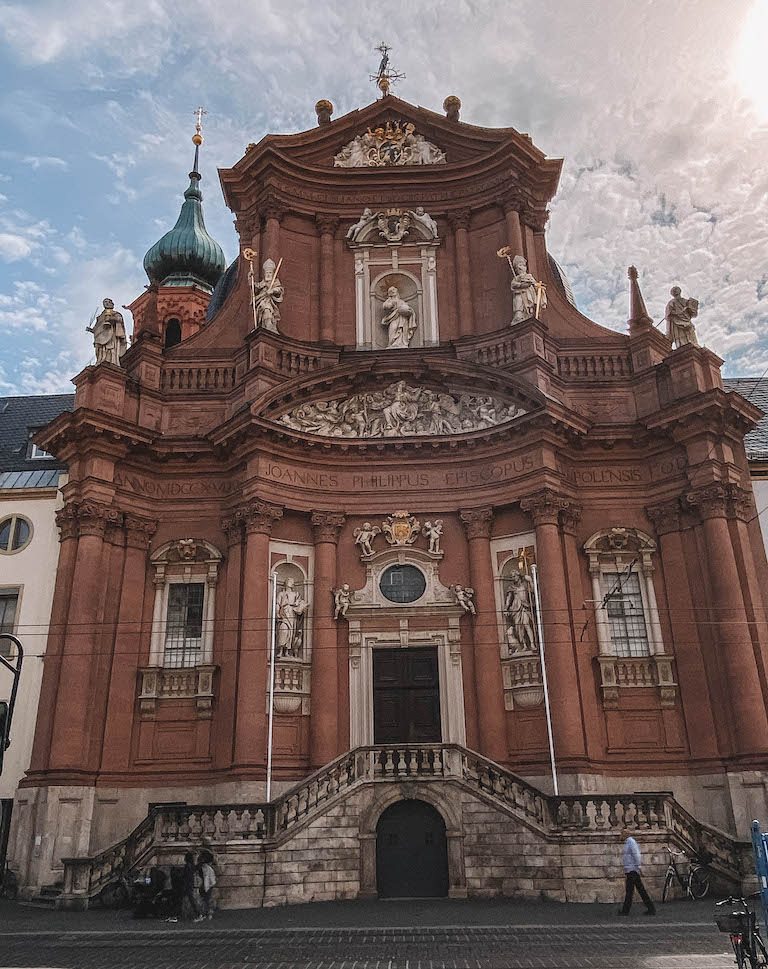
[[373, 646, 441, 744]]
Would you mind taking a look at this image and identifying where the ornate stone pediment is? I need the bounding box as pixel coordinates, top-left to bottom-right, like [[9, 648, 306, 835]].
[[334, 120, 446, 168], [275, 380, 527, 439]]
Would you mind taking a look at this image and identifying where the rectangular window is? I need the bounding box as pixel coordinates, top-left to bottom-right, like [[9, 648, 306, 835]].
[[0, 590, 19, 658], [164, 583, 204, 668], [601, 572, 650, 658], [29, 444, 52, 459]]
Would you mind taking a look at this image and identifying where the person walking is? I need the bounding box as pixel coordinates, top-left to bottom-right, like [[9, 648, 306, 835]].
[[618, 828, 656, 915], [198, 850, 217, 921]]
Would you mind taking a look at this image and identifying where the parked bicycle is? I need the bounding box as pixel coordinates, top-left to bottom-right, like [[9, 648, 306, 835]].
[[715, 893, 768, 968], [662, 844, 711, 901]]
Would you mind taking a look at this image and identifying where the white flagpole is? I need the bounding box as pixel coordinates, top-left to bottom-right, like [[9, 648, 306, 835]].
[[530, 564, 558, 796], [266, 572, 279, 802]]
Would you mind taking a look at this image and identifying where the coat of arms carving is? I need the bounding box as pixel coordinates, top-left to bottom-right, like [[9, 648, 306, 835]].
[[382, 510, 421, 546], [334, 120, 447, 168]]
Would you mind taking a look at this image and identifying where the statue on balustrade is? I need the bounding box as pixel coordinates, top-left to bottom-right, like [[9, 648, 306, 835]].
[[275, 577, 308, 658], [381, 286, 417, 349], [498, 250, 547, 325], [86, 298, 127, 366], [253, 258, 284, 333], [665, 286, 699, 348], [504, 570, 537, 654]]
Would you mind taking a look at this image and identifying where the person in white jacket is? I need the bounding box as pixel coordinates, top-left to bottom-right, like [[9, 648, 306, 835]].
[[195, 850, 217, 921], [618, 829, 656, 916]]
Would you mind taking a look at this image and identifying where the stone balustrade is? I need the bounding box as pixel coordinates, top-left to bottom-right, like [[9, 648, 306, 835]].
[[159, 365, 237, 392], [557, 353, 632, 379]]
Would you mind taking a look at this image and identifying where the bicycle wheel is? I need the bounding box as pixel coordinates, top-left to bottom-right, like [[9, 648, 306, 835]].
[[733, 937, 747, 969], [689, 866, 710, 900], [662, 871, 675, 902]]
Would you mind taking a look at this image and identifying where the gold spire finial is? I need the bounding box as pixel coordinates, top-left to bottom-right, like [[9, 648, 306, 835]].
[[193, 106, 206, 146], [370, 42, 405, 98]]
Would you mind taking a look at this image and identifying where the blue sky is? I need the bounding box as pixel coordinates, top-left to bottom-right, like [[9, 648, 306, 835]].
[[1, 0, 768, 394]]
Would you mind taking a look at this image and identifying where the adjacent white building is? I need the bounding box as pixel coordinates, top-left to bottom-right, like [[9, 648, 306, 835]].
[[0, 394, 72, 874]]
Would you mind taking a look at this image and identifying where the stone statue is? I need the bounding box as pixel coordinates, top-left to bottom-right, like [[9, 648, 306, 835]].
[[503, 570, 537, 654], [275, 577, 308, 658], [346, 208, 375, 242], [86, 298, 127, 366], [253, 258, 284, 332], [508, 255, 546, 325], [409, 206, 438, 239], [665, 286, 699, 348], [278, 381, 527, 439], [381, 286, 416, 349], [333, 584, 351, 619], [451, 584, 476, 615], [354, 522, 381, 557], [422, 520, 443, 554]]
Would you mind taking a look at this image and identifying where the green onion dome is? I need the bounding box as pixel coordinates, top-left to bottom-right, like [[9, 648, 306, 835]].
[[143, 165, 226, 294]]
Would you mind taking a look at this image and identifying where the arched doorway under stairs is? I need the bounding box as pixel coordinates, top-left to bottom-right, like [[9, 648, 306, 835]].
[[375, 799, 449, 898]]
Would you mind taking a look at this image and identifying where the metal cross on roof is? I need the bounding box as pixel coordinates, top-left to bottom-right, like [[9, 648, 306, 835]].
[[370, 42, 405, 97]]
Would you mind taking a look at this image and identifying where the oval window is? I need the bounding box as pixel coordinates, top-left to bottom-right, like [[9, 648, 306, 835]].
[[0, 515, 32, 554], [379, 564, 426, 603]]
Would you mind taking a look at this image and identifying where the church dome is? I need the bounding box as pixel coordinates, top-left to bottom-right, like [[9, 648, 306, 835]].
[[143, 164, 226, 294]]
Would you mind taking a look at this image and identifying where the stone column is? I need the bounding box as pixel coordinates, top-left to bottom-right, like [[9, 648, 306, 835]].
[[262, 199, 283, 264], [450, 210, 474, 337], [48, 501, 120, 771], [459, 507, 507, 763], [28, 504, 80, 774], [687, 485, 768, 754], [519, 489, 586, 764], [233, 499, 283, 771], [216, 514, 244, 762], [503, 201, 524, 257], [646, 498, 720, 760], [310, 511, 345, 767], [316, 215, 338, 343], [100, 514, 157, 773]]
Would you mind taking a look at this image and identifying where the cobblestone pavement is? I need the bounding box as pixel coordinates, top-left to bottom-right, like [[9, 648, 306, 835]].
[[0, 897, 741, 968]]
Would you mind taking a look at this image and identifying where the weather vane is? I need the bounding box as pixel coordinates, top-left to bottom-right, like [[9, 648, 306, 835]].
[[370, 42, 405, 97]]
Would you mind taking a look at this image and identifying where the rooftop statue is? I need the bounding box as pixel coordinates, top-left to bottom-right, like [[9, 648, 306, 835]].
[[498, 251, 547, 325], [665, 286, 699, 348], [86, 298, 127, 366]]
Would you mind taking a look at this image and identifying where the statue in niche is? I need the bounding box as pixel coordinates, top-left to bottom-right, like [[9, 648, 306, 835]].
[[354, 522, 381, 557], [253, 258, 284, 332], [503, 570, 537, 654], [86, 298, 127, 366], [275, 577, 308, 658], [409, 206, 438, 239], [422, 520, 443, 554], [665, 286, 699, 348], [381, 286, 417, 349], [507, 254, 546, 325], [451, 584, 476, 615], [346, 207, 375, 242], [333, 584, 352, 619]]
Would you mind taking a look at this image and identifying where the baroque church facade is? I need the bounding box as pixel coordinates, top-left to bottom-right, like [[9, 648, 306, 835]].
[[10, 92, 768, 905]]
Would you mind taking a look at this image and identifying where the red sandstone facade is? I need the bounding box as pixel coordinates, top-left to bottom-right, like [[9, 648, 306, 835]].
[[11, 95, 768, 898]]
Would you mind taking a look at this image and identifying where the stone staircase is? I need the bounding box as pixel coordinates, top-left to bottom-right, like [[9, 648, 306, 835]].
[[57, 744, 750, 909]]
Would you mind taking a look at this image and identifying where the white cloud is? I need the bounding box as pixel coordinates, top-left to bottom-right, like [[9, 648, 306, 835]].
[[0, 232, 34, 261]]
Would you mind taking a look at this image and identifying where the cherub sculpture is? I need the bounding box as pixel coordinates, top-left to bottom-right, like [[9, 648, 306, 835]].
[[422, 519, 443, 554], [333, 583, 352, 619], [353, 522, 381, 557], [451, 584, 476, 615]]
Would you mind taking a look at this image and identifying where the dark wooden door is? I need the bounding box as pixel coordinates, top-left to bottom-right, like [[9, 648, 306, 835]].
[[376, 799, 449, 898], [373, 647, 441, 744]]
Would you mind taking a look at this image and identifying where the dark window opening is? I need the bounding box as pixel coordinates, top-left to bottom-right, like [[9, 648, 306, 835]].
[[164, 318, 182, 348]]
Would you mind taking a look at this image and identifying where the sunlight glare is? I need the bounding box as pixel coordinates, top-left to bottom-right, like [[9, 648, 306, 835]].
[[736, 0, 768, 120]]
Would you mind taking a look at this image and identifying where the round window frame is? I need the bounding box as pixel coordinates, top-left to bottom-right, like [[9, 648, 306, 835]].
[[0, 514, 33, 555], [378, 563, 427, 604]]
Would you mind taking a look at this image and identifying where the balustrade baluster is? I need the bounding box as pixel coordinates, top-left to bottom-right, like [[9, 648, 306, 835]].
[[384, 749, 395, 775], [409, 749, 419, 774], [433, 746, 443, 775]]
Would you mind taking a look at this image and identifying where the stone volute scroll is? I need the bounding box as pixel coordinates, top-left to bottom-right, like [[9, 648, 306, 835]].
[[86, 298, 127, 366]]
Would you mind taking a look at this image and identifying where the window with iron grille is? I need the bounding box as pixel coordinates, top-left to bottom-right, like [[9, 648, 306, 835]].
[[0, 590, 19, 658], [164, 583, 204, 668], [601, 572, 650, 657]]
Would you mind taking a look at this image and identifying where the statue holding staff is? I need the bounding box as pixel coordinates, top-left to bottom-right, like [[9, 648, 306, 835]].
[[86, 298, 127, 366], [253, 257, 284, 332]]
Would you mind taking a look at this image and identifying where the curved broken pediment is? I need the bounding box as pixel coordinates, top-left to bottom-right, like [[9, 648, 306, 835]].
[[275, 380, 527, 439]]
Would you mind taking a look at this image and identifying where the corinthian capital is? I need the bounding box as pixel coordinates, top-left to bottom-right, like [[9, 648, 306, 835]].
[[124, 513, 158, 549], [315, 214, 339, 236], [448, 208, 471, 232], [645, 497, 683, 536], [519, 489, 574, 527], [685, 482, 753, 522], [459, 506, 494, 540], [311, 511, 345, 543], [242, 498, 284, 535]]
